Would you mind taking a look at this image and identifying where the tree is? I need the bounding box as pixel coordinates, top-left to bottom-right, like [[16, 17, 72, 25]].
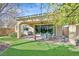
[[0, 3, 22, 28], [47, 3, 62, 26], [59, 3, 79, 25], [49, 3, 79, 25]]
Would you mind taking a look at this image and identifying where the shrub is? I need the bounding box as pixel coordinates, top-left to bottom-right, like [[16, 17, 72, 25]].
[[8, 32, 17, 37]]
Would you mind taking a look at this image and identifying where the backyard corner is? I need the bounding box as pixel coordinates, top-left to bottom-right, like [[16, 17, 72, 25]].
[[1, 3, 79, 56]]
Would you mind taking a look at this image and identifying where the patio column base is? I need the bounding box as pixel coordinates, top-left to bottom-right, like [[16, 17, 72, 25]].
[[69, 39, 76, 45]]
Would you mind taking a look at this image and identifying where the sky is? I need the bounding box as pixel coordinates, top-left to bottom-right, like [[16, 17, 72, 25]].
[[16, 3, 53, 17], [1, 3, 58, 17]]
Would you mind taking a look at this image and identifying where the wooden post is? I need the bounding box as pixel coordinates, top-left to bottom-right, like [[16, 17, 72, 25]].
[[34, 25, 36, 40], [76, 24, 79, 36], [17, 24, 21, 39]]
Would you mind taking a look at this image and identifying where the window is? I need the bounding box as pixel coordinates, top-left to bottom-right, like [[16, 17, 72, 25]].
[[35, 25, 54, 34]]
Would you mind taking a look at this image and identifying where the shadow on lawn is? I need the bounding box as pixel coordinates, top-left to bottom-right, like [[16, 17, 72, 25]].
[[1, 45, 79, 56], [11, 40, 39, 46]]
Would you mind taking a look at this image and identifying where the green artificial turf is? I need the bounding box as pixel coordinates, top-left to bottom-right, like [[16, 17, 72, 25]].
[[0, 36, 79, 56]]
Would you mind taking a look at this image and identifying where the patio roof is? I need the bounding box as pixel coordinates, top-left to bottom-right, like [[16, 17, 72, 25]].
[[16, 12, 53, 21]]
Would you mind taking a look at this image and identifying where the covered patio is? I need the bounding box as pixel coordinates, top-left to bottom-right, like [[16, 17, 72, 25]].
[[16, 18, 54, 39], [16, 16, 63, 41]]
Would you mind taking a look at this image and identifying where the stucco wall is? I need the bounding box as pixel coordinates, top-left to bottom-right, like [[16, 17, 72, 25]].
[[56, 25, 62, 36], [69, 25, 76, 45]]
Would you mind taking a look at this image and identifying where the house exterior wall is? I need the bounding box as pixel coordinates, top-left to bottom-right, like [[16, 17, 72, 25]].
[[69, 25, 76, 45], [56, 25, 62, 37]]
